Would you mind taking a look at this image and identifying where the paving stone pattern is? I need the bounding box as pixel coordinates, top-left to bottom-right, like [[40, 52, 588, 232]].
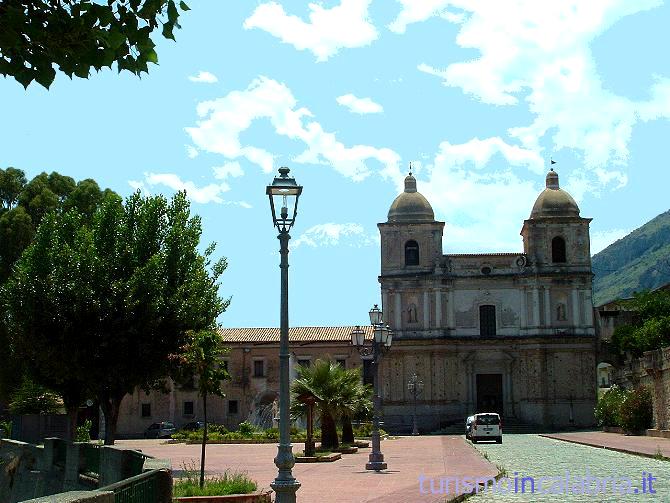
[[471, 434, 670, 502]]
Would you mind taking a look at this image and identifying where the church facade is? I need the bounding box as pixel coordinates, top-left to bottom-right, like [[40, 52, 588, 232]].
[[376, 169, 597, 431]]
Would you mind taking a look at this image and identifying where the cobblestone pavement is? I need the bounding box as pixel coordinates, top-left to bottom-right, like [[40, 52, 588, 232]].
[[469, 434, 670, 502]]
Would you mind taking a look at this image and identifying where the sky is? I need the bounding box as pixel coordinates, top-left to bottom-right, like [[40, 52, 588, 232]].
[[1, 0, 670, 328]]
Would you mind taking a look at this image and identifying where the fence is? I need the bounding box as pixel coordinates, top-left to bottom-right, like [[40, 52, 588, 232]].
[[99, 468, 170, 503]]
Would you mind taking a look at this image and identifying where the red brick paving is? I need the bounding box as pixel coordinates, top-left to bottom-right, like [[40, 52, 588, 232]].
[[541, 431, 670, 458], [116, 435, 498, 503]]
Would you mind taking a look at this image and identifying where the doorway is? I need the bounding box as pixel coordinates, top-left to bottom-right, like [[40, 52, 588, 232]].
[[476, 374, 503, 415]]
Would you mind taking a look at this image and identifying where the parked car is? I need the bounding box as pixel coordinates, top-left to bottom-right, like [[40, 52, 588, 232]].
[[469, 413, 502, 444], [144, 421, 176, 439], [180, 421, 205, 431], [465, 415, 474, 439]]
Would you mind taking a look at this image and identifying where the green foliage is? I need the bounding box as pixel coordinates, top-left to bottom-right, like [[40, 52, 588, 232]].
[[610, 290, 670, 356], [351, 423, 387, 438], [2, 190, 227, 444], [263, 427, 279, 440], [0, 0, 191, 89], [592, 209, 670, 306], [0, 420, 12, 438], [619, 386, 653, 433], [594, 385, 627, 427], [208, 423, 228, 435], [75, 419, 93, 443], [8, 376, 62, 415], [174, 462, 256, 497], [237, 421, 255, 437]]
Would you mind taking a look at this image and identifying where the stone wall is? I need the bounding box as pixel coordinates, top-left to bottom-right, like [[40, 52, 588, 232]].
[[615, 346, 670, 431]]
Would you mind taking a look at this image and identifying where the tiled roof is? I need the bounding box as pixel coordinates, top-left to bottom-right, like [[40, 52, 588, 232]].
[[217, 325, 374, 343]]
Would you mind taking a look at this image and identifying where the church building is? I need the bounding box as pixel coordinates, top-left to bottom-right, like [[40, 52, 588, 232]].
[[377, 169, 597, 430]]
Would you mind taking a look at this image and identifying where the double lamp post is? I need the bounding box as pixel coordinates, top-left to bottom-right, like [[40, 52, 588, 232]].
[[350, 304, 393, 471]]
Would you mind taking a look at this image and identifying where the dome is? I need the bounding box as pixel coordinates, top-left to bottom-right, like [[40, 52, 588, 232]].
[[387, 173, 435, 222], [530, 169, 580, 218]]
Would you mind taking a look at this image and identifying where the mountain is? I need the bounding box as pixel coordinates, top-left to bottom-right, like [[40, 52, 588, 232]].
[[592, 209, 670, 306]]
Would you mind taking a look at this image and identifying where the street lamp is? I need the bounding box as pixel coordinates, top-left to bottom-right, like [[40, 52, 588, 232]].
[[351, 304, 393, 471], [407, 373, 424, 435], [266, 167, 302, 503]]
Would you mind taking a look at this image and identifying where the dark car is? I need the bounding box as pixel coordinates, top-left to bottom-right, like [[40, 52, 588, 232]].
[[180, 421, 205, 431], [144, 421, 176, 439]]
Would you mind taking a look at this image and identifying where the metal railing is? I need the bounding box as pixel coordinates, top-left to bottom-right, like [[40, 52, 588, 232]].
[[100, 468, 163, 503]]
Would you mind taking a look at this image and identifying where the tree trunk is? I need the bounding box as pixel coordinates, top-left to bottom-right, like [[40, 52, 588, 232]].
[[320, 411, 338, 450], [341, 414, 354, 445], [200, 391, 207, 489], [101, 396, 120, 445]]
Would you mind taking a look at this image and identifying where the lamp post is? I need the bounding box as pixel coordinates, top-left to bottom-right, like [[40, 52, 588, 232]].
[[351, 304, 393, 471], [266, 167, 302, 503], [407, 373, 424, 436]]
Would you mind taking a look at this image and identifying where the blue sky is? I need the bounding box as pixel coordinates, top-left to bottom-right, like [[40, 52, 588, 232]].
[[1, 0, 669, 328]]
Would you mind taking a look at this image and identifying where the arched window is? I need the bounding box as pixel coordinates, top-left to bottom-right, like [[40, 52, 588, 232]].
[[479, 305, 496, 336], [405, 240, 419, 266], [552, 236, 566, 263]]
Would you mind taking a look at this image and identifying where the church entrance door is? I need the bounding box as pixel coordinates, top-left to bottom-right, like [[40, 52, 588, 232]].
[[476, 374, 503, 415]]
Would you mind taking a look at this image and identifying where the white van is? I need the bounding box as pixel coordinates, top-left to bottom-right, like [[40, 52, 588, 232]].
[[470, 413, 502, 443]]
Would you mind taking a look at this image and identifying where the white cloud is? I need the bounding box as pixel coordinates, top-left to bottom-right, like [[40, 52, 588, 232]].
[[188, 71, 218, 84], [418, 139, 542, 252], [185, 76, 402, 181], [336, 94, 384, 114], [411, 0, 669, 194], [213, 161, 244, 180], [185, 145, 198, 159], [243, 0, 378, 61], [590, 228, 632, 255], [292, 223, 378, 249], [140, 172, 230, 204], [389, 0, 461, 34]]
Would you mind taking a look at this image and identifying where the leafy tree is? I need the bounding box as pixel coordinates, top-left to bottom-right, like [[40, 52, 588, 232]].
[[175, 330, 231, 488], [8, 376, 62, 415], [2, 191, 227, 444], [611, 289, 670, 356], [0, 168, 116, 406], [0, 0, 190, 89], [0, 167, 26, 211]]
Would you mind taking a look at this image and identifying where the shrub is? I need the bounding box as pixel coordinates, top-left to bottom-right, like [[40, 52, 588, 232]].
[[237, 421, 255, 437], [263, 428, 279, 440], [208, 423, 228, 434], [75, 419, 92, 443], [594, 385, 628, 427], [619, 386, 653, 433]]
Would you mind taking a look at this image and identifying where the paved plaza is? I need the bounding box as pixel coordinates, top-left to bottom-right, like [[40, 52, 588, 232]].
[[542, 431, 670, 458], [117, 435, 497, 502]]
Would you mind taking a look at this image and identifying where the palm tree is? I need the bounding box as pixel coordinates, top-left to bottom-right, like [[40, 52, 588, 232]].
[[338, 368, 372, 445], [291, 359, 341, 449], [291, 359, 373, 450]]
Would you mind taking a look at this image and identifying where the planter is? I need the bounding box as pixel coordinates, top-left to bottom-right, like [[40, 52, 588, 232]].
[[294, 452, 341, 463], [333, 446, 358, 454], [174, 491, 272, 503], [352, 440, 369, 448]]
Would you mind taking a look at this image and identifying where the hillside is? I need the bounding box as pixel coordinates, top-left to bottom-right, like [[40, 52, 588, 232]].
[[592, 209, 670, 306]]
